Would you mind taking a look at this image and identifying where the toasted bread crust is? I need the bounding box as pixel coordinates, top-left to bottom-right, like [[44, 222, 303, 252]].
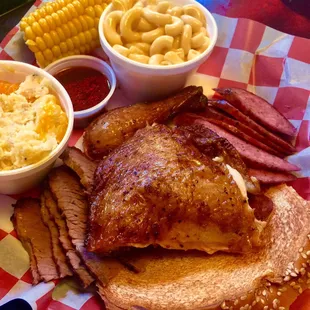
[[96, 185, 310, 310]]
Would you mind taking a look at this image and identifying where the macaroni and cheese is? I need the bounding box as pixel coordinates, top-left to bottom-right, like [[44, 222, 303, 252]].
[[0, 74, 68, 171], [103, 0, 210, 65]]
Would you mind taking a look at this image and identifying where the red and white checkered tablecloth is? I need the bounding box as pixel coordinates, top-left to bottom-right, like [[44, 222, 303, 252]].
[[0, 1, 310, 309]]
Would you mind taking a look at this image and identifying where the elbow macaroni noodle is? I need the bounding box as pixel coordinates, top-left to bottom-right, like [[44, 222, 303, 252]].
[[104, 0, 210, 66]]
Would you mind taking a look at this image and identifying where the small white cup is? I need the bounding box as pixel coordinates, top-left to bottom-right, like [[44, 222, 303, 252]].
[[45, 55, 116, 128], [0, 60, 74, 195], [98, 0, 218, 102]]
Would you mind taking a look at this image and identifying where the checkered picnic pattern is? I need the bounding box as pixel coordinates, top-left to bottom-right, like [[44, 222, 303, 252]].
[[0, 0, 310, 308]]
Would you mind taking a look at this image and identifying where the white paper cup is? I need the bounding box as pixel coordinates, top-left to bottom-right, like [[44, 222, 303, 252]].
[[0, 61, 74, 195], [98, 0, 218, 102]]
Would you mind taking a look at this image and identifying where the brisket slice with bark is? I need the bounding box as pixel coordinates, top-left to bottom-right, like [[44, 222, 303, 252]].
[[48, 166, 114, 287], [12, 198, 59, 284], [48, 167, 89, 252], [42, 188, 94, 288], [60, 147, 97, 192], [41, 190, 73, 278]]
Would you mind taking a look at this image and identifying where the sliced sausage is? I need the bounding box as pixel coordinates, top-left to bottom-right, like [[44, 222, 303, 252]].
[[213, 87, 296, 136]]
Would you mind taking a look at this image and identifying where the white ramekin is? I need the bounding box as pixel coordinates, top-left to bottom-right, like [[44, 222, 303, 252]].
[[98, 0, 218, 102], [45, 55, 117, 128], [0, 60, 74, 195]]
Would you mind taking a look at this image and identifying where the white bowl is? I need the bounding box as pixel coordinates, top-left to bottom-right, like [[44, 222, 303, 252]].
[[98, 0, 218, 102], [45, 55, 117, 128], [0, 60, 74, 195]]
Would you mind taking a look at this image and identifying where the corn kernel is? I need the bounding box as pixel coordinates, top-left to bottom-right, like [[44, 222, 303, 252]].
[[42, 33, 54, 48], [84, 30, 92, 42], [90, 27, 98, 39], [95, 0, 103, 4], [89, 0, 95, 5], [94, 4, 103, 17], [94, 17, 100, 26], [24, 26, 36, 40], [84, 15, 95, 28], [45, 15, 56, 30], [55, 55, 63, 61], [62, 24, 71, 38], [67, 21, 77, 36], [59, 42, 68, 53], [67, 3, 78, 18], [45, 5, 54, 15], [56, 27, 66, 41], [85, 7, 95, 18], [79, 16, 88, 31], [35, 51, 46, 67], [32, 10, 42, 21], [73, 48, 80, 55], [78, 32, 86, 45], [38, 7, 48, 18], [32, 22, 44, 36], [61, 7, 71, 20], [57, 9, 67, 24], [80, 46, 86, 54], [20, 21, 28, 31], [26, 40, 39, 53], [51, 12, 62, 26], [26, 15, 36, 26], [38, 18, 50, 33], [57, 0, 67, 6], [72, 18, 82, 32], [50, 2, 60, 11], [80, 0, 89, 7], [67, 51, 75, 56], [66, 38, 75, 50], [50, 30, 60, 45], [72, 0, 84, 15], [43, 48, 54, 61], [72, 35, 80, 48], [36, 37, 47, 51], [52, 46, 62, 57]]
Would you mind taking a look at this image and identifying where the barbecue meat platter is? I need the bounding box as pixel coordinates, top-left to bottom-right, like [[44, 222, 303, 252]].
[[9, 85, 310, 309]]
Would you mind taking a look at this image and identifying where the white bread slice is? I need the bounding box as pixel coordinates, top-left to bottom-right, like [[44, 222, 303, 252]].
[[96, 185, 310, 309]]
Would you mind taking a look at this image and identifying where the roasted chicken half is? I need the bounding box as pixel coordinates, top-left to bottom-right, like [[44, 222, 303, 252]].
[[87, 124, 267, 255]]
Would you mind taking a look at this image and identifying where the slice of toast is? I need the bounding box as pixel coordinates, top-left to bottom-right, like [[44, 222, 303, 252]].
[[96, 185, 310, 309]]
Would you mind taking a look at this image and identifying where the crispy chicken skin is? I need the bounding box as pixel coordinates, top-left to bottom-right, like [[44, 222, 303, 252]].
[[175, 124, 260, 194], [87, 124, 264, 255], [83, 86, 206, 159]]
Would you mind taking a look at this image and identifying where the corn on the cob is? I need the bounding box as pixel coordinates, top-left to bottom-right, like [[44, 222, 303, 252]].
[[20, 0, 109, 67]]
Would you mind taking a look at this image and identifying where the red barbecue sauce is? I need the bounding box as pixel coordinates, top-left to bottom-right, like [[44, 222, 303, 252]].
[[54, 67, 110, 111]]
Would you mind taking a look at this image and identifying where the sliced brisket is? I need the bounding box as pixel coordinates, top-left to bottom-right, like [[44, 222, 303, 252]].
[[12, 198, 59, 284], [43, 187, 94, 288], [61, 147, 97, 191], [41, 190, 73, 278], [19, 236, 41, 284], [48, 167, 112, 286], [48, 167, 89, 249]]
